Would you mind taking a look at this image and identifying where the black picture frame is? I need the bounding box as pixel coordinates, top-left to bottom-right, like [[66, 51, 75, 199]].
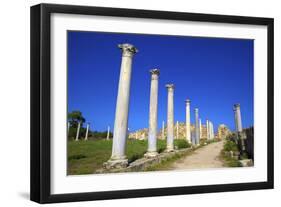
[[30, 3, 274, 204]]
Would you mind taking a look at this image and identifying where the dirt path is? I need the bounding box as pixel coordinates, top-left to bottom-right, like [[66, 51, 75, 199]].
[[171, 141, 224, 170]]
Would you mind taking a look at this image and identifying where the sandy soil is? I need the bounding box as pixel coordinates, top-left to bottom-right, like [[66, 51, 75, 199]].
[[171, 141, 224, 170]]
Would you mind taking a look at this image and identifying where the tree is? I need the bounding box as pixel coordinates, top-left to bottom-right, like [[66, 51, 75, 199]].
[[68, 111, 86, 128]]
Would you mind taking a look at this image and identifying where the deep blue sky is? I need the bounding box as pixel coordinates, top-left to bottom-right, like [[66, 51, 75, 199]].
[[68, 31, 253, 132]]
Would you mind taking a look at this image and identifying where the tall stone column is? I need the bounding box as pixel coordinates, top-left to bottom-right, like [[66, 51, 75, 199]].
[[195, 108, 200, 145], [166, 84, 175, 152], [145, 69, 160, 158], [185, 99, 191, 143], [162, 121, 165, 140], [209, 121, 214, 139], [75, 121, 81, 141], [67, 122, 70, 134], [206, 120, 210, 140], [106, 126, 110, 140], [84, 123, 89, 140], [105, 43, 137, 169], [233, 103, 246, 152], [233, 104, 243, 132]]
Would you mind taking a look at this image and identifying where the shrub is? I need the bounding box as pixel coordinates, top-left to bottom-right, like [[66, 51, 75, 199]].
[[175, 139, 191, 149], [223, 140, 239, 152]]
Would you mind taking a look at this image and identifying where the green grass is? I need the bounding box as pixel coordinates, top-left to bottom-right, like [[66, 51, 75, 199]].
[[68, 139, 191, 175], [219, 152, 242, 167], [219, 139, 241, 167]]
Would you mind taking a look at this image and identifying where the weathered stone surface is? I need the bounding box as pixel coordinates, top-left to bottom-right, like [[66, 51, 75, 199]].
[[97, 148, 192, 173], [239, 159, 254, 167], [105, 43, 137, 168], [146, 69, 160, 157], [103, 158, 128, 170], [166, 84, 175, 151]]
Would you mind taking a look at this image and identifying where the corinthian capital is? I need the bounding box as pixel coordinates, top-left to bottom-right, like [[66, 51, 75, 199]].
[[118, 43, 138, 57], [165, 84, 174, 90]]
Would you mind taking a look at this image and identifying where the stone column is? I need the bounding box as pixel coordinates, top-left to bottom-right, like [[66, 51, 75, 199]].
[[145, 69, 160, 158], [162, 121, 165, 140], [233, 104, 243, 132], [67, 122, 70, 134], [105, 43, 137, 169], [209, 121, 214, 139], [185, 99, 191, 143], [84, 123, 89, 140], [233, 103, 246, 152], [106, 126, 110, 140], [195, 108, 200, 145], [166, 84, 175, 152], [75, 122, 81, 141]]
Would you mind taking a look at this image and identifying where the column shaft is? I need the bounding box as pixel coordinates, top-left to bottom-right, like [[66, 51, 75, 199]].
[[107, 44, 137, 168], [106, 126, 110, 140], [75, 122, 81, 141], [146, 69, 160, 157], [85, 123, 89, 140], [185, 100, 191, 143], [234, 104, 243, 132], [166, 84, 174, 151]]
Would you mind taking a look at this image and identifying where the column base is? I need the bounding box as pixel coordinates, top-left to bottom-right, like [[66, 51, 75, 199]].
[[103, 157, 128, 170], [165, 146, 174, 152], [144, 151, 159, 158]]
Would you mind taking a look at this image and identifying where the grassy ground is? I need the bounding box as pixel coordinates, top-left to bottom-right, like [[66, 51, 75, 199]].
[[67, 139, 190, 175], [219, 139, 242, 167], [219, 152, 242, 167]]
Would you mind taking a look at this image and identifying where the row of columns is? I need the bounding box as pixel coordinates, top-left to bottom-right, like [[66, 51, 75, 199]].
[[105, 43, 217, 169], [68, 122, 111, 141]]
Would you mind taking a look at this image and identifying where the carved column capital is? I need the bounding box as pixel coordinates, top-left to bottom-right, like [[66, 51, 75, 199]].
[[165, 84, 175, 90], [118, 43, 138, 57], [185, 99, 191, 105]]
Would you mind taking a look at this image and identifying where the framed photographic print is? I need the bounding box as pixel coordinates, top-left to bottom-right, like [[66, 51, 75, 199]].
[[30, 3, 274, 203]]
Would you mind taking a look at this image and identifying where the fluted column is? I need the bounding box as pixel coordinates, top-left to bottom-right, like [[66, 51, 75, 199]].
[[185, 99, 191, 143], [84, 123, 89, 140], [209, 121, 214, 139], [75, 122, 81, 141], [233, 103, 246, 152], [233, 104, 243, 132], [145, 69, 160, 158], [166, 84, 175, 152], [195, 108, 200, 145], [105, 43, 137, 169]]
